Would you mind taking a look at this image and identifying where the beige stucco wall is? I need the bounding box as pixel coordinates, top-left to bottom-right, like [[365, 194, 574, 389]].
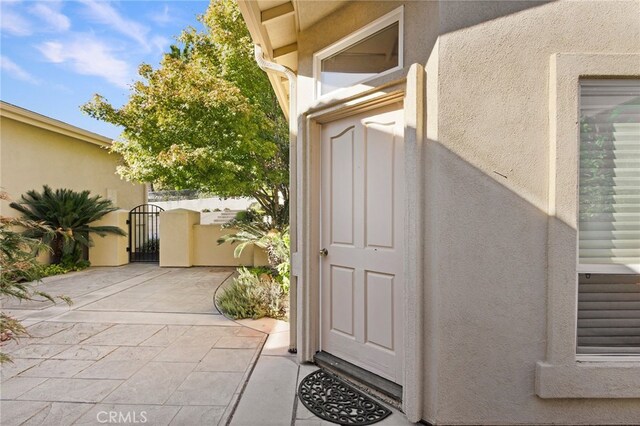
[[430, 1, 640, 424], [193, 224, 255, 266], [159, 208, 270, 268], [0, 115, 146, 216], [159, 209, 200, 267], [89, 210, 129, 267], [294, 1, 640, 424]]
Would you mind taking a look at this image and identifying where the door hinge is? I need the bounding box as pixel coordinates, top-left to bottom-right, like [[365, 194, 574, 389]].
[[126, 220, 130, 225], [126, 247, 130, 252]]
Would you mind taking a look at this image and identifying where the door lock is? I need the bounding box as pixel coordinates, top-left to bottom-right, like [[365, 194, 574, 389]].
[[319, 248, 328, 257]]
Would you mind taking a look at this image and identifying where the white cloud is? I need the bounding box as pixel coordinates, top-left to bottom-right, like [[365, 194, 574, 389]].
[[78, 0, 150, 49], [0, 9, 33, 36], [38, 36, 131, 88], [29, 2, 71, 32], [0, 55, 39, 84], [151, 35, 170, 53], [150, 4, 171, 25]]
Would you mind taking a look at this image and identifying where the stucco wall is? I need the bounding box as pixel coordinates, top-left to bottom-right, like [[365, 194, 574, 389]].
[[193, 224, 255, 266], [89, 210, 129, 267], [159, 208, 270, 268], [0, 116, 146, 216], [294, 0, 640, 424], [430, 1, 640, 424]]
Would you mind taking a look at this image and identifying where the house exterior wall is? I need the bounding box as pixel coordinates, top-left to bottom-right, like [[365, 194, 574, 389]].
[[432, 2, 639, 424], [293, 1, 640, 424], [0, 115, 146, 216]]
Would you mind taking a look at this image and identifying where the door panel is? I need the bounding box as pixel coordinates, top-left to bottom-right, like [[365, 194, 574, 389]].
[[330, 126, 356, 246], [365, 122, 396, 249], [365, 271, 395, 350], [321, 103, 404, 384], [331, 265, 355, 337]]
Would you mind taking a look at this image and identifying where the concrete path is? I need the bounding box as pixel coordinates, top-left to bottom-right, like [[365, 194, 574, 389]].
[[229, 319, 415, 426], [0, 265, 266, 426]]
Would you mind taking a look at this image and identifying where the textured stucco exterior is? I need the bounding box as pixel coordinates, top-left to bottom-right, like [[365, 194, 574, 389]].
[[159, 208, 269, 268], [89, 210, 129, 267], [193, 223, 270, 267], [159, 209, 201, 267], [0, 104, 146, 216], [287, 1, 640, 424]]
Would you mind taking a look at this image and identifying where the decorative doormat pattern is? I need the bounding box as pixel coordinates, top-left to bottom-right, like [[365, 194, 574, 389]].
[[298, 369, 392, 425]]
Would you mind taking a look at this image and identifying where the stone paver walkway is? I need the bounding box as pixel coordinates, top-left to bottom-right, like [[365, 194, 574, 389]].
[[1, 265, 266, 426]]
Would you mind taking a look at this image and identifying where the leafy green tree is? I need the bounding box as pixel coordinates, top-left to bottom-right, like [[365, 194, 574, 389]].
[[1, 192, 71, 363], [9, 186, 125, 264], [82, 0, 289, 228]]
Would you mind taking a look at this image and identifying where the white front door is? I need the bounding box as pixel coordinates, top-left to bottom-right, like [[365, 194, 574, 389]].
[[320, 103, 404, 385]]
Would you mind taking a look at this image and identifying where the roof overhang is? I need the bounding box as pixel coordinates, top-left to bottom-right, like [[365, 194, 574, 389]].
[[237, 0, 349, 116], [0, 101, 112, 148]]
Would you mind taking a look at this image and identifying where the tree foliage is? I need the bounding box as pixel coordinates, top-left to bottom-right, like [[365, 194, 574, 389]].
[[82, 0, 289, 228]]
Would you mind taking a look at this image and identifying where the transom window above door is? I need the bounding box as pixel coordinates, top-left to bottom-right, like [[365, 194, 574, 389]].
[[314, 7, 403, 98]]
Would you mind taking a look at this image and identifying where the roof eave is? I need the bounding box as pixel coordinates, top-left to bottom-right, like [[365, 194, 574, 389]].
[[0, 101, 113, 148], [238, 0, 294, 118]]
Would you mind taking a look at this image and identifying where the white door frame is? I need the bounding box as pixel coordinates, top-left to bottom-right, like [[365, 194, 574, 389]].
[[296, 64, 425, 421]]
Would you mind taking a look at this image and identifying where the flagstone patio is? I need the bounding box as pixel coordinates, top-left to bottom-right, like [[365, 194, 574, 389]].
[[0, 265, 265, 425], [1, 264, 413, 426]]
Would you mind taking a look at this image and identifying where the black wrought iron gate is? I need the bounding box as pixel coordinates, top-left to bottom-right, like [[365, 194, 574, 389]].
[[128, 204, 164, 263]]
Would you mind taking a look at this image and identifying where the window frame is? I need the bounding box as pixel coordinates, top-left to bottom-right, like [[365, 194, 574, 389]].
[[312, 6, 404, 100], [537, 53, 640, 399]]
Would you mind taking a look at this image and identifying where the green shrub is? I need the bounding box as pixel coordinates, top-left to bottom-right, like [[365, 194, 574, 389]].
[[39, 260, 90, 278], [216, 267, 288, 320], [218, 220, 290, 292], [39, 264, 68, 278]]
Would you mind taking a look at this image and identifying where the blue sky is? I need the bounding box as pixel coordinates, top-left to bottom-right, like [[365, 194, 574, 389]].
[[1, 0, 209, 139]]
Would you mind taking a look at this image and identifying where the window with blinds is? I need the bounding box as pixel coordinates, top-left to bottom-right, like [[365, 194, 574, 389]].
[[578, 80, 640, 355]]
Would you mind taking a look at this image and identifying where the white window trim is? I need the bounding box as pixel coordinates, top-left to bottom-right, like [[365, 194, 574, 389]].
[[313, 6, 404, 100], [537, 53, 640, 399]]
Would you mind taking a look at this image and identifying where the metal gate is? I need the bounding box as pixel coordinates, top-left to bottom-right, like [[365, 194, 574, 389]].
[[128, 204, 163, 263]]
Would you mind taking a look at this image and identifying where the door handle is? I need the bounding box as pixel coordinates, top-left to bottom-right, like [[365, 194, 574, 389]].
[[319, 248, 328, 257]]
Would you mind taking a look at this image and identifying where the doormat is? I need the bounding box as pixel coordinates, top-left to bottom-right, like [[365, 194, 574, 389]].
[[298, 369, 392, 425]]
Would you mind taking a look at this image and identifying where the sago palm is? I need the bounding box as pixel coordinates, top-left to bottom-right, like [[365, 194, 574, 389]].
[[9, 186, 126, 264]]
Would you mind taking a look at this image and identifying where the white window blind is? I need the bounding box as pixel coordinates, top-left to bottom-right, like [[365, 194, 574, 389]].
[[579, 80, 640, 269], [578, 80, 640, 355], [578, 273, 640, 354]]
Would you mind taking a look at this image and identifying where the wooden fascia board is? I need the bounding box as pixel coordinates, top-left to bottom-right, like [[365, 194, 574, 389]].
[[261, 2, 295, 24], [273, 42, 298, 59]]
